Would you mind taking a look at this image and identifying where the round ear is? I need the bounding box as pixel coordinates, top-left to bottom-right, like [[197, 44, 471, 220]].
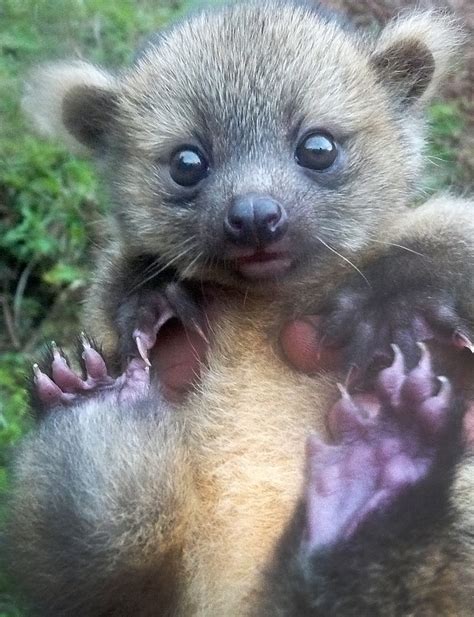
[[371, 11, 464, 106], [22, 61, 118, 154]]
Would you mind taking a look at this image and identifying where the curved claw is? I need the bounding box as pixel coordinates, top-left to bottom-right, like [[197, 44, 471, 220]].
[[328, 384, 372, 440], [135, 335, 152, 367], [191, 320, 210, 345], [453, 330, 474, 353]]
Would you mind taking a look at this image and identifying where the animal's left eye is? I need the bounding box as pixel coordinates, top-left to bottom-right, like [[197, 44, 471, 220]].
[[169, 147, 209, 186], [295, 132, 338, 171]]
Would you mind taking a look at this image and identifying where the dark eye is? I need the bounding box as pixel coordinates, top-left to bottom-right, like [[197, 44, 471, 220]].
[[295, 132, 338, 171], [169, 147, 208, 186]]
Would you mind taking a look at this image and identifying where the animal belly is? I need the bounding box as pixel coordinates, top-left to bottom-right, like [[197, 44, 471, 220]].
[[178, 307, 339, 615]]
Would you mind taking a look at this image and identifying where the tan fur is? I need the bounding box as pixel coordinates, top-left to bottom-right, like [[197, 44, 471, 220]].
[[177, 301, 337, 615], [60, 192, 474, 616], [373, 10, 464, 103], [22, 61, 116, 154], [175, 196, 474, 614]]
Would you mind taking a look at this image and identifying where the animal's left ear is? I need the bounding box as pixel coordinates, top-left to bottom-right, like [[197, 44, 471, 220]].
[[371, 12, 464, 105]]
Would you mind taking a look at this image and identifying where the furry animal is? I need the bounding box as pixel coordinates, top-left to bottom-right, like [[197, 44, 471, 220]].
[[7, 1, 474, 615]]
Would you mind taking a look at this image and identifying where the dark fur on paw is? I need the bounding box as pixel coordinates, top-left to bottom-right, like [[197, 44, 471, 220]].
[[115, 280, 207, 365], [320, 260, 473, 372], [30, 334, 150, 418]]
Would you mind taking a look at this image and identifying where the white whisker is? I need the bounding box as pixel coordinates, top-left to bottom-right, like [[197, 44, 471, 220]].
[[129, 244, 198, 293], [317, 226, 427, 259], [368, 238, 426, 257], [180, 251, 203, 279], [316, 236, 371, 288], [242, 286, 249, 308], [141, 236, 197, 277]]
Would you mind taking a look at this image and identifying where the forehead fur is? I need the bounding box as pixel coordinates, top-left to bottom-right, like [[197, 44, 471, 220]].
[[118, 1, 386, 153]]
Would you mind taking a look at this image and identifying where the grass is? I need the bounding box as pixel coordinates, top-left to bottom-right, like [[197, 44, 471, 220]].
[[0, 1, 468, 615], [0, 1, 198, 613]]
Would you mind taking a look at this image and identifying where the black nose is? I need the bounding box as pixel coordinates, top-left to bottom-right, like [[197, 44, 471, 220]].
[[224, 194, 288, 247]]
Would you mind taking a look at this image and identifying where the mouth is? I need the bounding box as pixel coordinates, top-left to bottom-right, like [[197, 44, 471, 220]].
[[227, 247, 293, 280]]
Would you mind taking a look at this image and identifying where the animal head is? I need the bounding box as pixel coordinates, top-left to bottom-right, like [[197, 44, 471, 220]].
[[24, 1, 462, 289]]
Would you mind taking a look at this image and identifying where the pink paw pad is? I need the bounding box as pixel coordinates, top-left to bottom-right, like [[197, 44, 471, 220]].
[[32, 335, 150, 414], [305, 344, 453, 552]]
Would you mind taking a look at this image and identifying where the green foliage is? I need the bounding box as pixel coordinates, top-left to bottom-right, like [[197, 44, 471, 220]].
[[0, 1, 194, 614], [424, 101, 465, 193], [0, 355, 29, 449], [0, 356, 29, 617]]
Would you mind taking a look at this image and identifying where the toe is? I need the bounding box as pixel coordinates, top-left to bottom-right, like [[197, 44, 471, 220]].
[[51, 344, 86, 393], [81, 336, 110, 381], [328, 385, 374, 441], [33, 364, 65, 406], [417, 376, 452, 438], [377, 344, 405, 408], [399, 343, 435, 409]]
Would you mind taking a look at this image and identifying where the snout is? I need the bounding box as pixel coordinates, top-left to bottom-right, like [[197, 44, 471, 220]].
[[224, 194, 288, 248], [223, 194, 292, 279]]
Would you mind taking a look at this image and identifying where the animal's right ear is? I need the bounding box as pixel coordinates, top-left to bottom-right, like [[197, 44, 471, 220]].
[[22, 61, 118, 154]]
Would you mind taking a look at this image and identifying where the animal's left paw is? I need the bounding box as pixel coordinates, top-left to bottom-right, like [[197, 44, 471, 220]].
[[304, 344, 460, 552], [320, 281, 473, 371]]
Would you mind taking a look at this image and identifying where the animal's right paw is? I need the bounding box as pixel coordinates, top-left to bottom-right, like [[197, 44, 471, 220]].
[[31, 335, 150, 417]]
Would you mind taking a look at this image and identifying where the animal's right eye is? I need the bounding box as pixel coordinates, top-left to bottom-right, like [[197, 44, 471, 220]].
[[169, 147, 208, 187]]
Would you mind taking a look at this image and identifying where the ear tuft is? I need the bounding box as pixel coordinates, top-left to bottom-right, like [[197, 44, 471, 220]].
[[372, 11, 465, 105], [22, 61, 117, 153]]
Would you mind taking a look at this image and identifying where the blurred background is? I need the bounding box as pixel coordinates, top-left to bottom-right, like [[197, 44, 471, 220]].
[[0, 0, 472, 614]]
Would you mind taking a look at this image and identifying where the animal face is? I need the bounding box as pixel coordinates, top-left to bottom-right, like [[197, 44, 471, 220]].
[[25, 1, 459, 288]]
